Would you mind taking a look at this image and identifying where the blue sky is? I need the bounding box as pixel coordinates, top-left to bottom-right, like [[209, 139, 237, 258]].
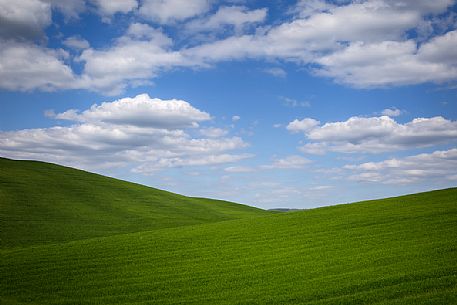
[[1, 0, 456, 208]]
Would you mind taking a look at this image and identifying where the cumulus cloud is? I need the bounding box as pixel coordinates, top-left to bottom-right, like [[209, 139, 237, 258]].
[[0, 23, 192, 94], [2, 0, 457, 93], [77, 23, 192, 94], [290, 115, 457, 154], [345, 148, 457, 184], [381, 108, 402, 117], [314, 35, 457, 87], [287, 118, 320, 133], [53, 94, 211, 129], [0, 40, 77, 91], [0, 0, 51, 40], [124, 22, 165, 40], [186, 6, 267, 32], [139, 0, 209, 24], [89, 1, 457, 90], [418, 29, 457, 65], [232, 115, 240, 122], [0, 94, 248, 171], [185, 0, 457, 87], [185, 0, 429, 61]]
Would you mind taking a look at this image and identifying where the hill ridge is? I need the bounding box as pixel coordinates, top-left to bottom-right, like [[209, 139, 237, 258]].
[[0, 157, 269, 248]]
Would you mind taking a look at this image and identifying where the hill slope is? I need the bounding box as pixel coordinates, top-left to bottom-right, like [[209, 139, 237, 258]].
[[0, 157, 268, 248], [1, 188, 456, 305]]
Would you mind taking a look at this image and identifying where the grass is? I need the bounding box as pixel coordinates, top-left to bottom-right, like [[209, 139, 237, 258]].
[[0, 157, 268, 248], [1, 158, 456, 304]]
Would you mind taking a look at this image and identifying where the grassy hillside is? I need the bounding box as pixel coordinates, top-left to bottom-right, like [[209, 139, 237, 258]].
[[1, 185, 456, 304], [0, 157, 268, 248]]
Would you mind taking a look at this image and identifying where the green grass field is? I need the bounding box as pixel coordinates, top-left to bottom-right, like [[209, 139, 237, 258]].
[[1, 158, 456, 304], [0, 157, 268, 248]]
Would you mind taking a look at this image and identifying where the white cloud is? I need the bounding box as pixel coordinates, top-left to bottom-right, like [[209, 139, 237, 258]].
[[0, 94, 249, 171], [77, 24, 191, 94], [0, 23, 190, 94], [273, 1, 420, 49], [65, 21, 455, 94], [262, 155, 311, 169], [291, 115, 457, 154], [92, 0, 138, 17], [232, 115, 240, 122], [185, 1, 457, 88], [0, 40, 76, 91], [89, 2, 457, 91], [345, 148, 457, 184], [381, 108, 402, 117], [125, 23, 165, 40], [53, 94, 211, 129], [183, 34, 258, 62], [418, 29, 457, 65], [286, 118, 320, 133], [185, 0, 428, 62], [0, 0, 51, 39], [314, 36, 457, 87], [199, 127, 228, 137], [2, 0, 457, 93], [186, 6, 267, 32], [139, 0, 209, 24], [63, 36, 90, 50]]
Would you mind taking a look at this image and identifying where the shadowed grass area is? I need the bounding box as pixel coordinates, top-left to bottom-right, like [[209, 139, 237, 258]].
[[1, 170, 456, 305], [0, 157, 268, 248]]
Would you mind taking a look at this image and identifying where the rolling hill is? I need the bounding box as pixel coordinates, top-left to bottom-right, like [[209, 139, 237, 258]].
[[0, 157, 268, 248], [1, 158, 456, 304]]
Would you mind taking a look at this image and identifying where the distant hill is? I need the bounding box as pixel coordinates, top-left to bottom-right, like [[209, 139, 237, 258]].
[[268, 208, 303, 212], [0, 157, 268, 248]]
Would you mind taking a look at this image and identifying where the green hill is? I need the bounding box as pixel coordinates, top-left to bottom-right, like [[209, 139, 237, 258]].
[[0, 157, 268, 248], [1, 158, 456, 304]]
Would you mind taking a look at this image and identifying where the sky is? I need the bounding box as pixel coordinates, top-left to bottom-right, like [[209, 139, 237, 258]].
[[1, 0, 457, 209]]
